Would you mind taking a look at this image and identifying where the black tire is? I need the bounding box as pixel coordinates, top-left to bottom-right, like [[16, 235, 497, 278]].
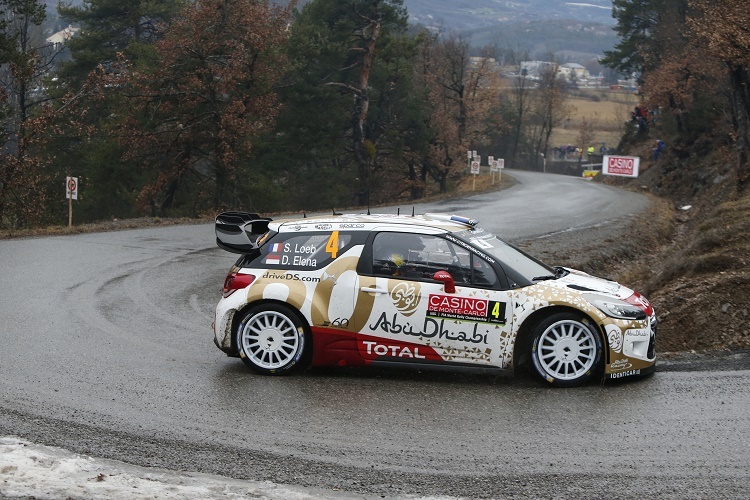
[[235, 303, 309, 375], [530, 312, 603, 387]]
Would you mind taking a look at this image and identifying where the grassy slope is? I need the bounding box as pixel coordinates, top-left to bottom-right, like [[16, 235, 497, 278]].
[[549, 90, 640, 148]]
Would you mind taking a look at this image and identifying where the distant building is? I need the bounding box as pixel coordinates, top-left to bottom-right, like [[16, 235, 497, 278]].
[[517, 61, 593, 85], [558, 63, 589, 80], [520, 61, 558, 79], [46, 25, 79, 50], [469, 56, 498, 70]]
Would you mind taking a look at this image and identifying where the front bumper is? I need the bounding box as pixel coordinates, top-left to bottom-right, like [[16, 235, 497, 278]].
[[605, 312, 657, 380]]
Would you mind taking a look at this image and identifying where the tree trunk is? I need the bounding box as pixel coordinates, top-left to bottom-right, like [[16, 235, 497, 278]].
[[408, 160, 423, 199], [353, 15, 381, 207]]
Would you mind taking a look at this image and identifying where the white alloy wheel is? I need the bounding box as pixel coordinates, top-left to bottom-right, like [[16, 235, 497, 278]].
[[237, 305, 306, 374], [531, 314, 602, 386]]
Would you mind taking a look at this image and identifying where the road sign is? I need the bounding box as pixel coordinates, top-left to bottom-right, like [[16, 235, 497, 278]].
[[66, 176, 78, 200], [470, 161, 480, 174]]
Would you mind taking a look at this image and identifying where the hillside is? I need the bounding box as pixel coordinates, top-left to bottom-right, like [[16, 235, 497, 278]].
[[603, 129, 750, 353], [405, 0, 617, 59], [519, 86, 750, 355], [404, 0, 615, 30], [463, 19, 618, 60]]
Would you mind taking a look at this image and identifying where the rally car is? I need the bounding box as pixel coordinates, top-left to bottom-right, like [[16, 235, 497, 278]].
[[212, 211, 656, 387]]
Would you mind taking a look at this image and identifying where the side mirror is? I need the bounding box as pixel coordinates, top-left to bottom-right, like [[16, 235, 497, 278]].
[[433, 270, 456, 293]]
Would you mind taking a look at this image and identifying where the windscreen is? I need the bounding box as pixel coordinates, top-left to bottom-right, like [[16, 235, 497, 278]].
[[457, 228, 555, 282]]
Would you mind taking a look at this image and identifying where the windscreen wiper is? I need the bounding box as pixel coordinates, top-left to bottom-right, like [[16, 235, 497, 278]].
[[532, 266, 568, 281]]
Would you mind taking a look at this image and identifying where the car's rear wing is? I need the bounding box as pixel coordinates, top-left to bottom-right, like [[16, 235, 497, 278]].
[[215, 211, 272, 254]]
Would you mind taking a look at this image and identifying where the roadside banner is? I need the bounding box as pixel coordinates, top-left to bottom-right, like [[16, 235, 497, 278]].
[[603, 155, 640, 178]]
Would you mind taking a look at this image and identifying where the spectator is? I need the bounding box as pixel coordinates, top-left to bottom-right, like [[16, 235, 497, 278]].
[[653, 139, 666, 160]]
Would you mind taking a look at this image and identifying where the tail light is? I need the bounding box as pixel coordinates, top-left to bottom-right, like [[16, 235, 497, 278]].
[[223, 271, 255, 298]]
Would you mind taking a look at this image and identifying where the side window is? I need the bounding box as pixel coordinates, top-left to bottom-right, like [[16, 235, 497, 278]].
[[257, 232, 352, 270], [371, 232, 473, 284], [472, 256, 499, 288]]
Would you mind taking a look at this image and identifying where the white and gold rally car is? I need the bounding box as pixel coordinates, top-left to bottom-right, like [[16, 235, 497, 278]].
[[213, 211, 656, 387]]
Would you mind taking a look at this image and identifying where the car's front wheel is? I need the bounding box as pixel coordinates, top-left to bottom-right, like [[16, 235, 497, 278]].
[[236, 304, 309, 375], [530, 312, 602, 387]]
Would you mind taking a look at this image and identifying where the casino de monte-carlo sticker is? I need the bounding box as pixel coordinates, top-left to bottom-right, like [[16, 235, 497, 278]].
[[427, 294, 506, 324], [603, 155, 640, 178]]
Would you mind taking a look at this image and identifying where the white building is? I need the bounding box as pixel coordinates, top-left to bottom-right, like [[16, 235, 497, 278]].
[[520, 60, 557, 79], [558, 62, 589, 80], [46, 25, 79, 50]]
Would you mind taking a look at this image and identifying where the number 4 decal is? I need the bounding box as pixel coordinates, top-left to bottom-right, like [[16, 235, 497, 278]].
[[489, 301, 506, 324], [326, 230, 340, 258], [491, 301, 502, 319]]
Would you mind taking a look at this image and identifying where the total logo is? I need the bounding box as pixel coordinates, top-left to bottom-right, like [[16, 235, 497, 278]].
[[361, 340, 426, 359]]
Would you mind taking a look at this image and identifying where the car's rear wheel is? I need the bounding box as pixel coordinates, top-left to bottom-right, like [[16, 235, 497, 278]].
[[530, 312, 602, 387], [236, 304, 308, 375]]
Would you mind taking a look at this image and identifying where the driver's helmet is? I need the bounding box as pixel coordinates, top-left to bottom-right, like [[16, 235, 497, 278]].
[[374, 232, 424, 267]]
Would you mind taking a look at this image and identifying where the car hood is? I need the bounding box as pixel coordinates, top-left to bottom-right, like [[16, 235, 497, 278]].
[[555, 268, 654, 316], [557, 268, 634, 299]]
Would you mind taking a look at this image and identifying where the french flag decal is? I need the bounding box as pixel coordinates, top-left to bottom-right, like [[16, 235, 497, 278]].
[[269, 242, 283, 252], [265, 254, 281, 265]]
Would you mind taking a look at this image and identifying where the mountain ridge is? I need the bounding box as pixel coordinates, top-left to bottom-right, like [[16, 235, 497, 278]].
[[404, 0, 615, 31]]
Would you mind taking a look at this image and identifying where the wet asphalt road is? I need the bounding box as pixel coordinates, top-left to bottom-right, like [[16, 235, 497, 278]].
[[1, 170, 748, 498]]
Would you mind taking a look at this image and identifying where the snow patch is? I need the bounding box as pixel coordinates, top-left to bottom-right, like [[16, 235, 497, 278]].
[[0, 436, 458, 499]]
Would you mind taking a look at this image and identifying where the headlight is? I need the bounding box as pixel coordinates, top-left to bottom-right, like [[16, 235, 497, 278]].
[[585, 294, 648, 320]]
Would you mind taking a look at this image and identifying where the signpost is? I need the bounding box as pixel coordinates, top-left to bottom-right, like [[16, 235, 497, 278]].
[[66, 176, 78, 228], [468, 151, 500, 190], [470, 160, 480, 190], [468, 151, 481, 191]]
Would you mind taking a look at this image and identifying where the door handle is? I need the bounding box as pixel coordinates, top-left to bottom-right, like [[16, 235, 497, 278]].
[[360, 286, 387, 294]]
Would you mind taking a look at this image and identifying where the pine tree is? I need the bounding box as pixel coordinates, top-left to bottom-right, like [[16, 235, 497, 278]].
[[0, 0, 65, 227], [57, 0, 183, 87]]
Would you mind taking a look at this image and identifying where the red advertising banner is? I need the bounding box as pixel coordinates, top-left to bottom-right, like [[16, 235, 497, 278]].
[[603, 155, 640, 178]]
